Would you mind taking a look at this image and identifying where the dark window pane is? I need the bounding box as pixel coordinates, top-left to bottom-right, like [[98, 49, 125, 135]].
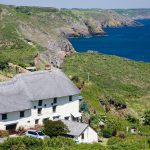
[[69, 96, 72, 102], [35, 119, 39, 125], [38, 100, 43, 106], [81, 133, 84, 139], [2, 114, 7, 120], [20, 111, 25, 118], [53, 98, 57, 104], [38, 108, 42, 115]]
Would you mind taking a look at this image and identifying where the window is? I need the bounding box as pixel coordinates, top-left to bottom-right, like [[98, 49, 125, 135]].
[[20, 111, 25, 118], [52, 106, 57, 113], [64, 117, 69, 120], [38, 131, 45, 136], [53, 116, 60, 120], [35, 119, 39, 125], [53, 98, 57, 104], [81, 133, 84, 139], [34, 106, 36, 109], [38, 108, 42, 115], [2, 114, 7, 120], [38, 100, 43, 106], [28, 131, 37, 135], [69, 96, 72, 102]]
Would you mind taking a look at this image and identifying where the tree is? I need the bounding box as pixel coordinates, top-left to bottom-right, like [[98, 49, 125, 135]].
[[43, 120, 69, 137], [143, 110, 150, 125]]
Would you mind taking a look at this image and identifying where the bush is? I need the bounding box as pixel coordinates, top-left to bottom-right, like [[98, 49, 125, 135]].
[[0, 130, 9, 138], [143, 110, 150, 125], [80, 101, 89, 112], [0, 137, 43, 150], [102, 128, 113, 138], [43, 120, 69, 137], [44, 136, 75, 149], [0, 136, 75, 150], [71, 75, 80, 82], [126, 115, 139, 123]]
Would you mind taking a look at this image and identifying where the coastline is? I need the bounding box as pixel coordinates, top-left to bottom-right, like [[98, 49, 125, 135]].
[[68, 19, 150, 63], [67, 20, 144, 39]]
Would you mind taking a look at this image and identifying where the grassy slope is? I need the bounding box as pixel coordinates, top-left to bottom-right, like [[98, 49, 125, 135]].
[[62, 53, 150, 116], [0, 5, 37, 69]]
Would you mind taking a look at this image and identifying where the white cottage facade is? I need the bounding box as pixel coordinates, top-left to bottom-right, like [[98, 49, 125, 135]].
[[0, 69, 81, 131], [0, 69, 98, 143]]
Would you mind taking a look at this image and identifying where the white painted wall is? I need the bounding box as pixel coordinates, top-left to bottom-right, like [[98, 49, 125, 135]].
[[0, 110, 33, 130], [77, 126, 98, 143], [0, 95, 80, 130]]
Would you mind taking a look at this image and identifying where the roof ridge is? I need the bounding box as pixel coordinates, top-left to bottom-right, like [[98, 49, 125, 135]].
[[0, 71, 50, 87], [62, 120, 88, 126], [16, 70, 50, 78]]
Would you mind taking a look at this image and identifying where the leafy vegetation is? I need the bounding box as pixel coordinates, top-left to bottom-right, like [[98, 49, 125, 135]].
[[43, 120, 69, 137], [143, 111, 150, 125], [0, 136, 106, 150]]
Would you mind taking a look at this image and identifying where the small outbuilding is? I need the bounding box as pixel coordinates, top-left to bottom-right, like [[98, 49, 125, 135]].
[[62, 120, 98, 143]]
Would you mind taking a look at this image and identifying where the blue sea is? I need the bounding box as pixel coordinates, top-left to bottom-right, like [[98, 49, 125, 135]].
[[69, 19, 150, 63]]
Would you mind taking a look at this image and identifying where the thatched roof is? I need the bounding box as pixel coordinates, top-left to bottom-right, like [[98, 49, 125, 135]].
[[0, 69, 80, 113]]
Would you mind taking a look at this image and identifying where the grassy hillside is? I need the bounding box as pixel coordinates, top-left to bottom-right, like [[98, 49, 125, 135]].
[[0, 5, 38, 71], [62, 53, 150, 148], [62, 53, 150, 116]]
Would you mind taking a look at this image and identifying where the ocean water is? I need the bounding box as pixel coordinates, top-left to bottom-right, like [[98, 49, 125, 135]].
[[69, 19, 150, 63]]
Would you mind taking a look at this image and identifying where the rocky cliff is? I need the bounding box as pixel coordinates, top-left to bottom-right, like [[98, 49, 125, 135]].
[[0, 5, 142, 68]]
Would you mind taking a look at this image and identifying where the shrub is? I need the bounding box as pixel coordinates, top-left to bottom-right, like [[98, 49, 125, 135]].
[[0, 137, 43, 150], [126, 115, 139, 123], [0, 130, 9, 138], [44, 136, 75, 149], [0, 136, 75, 150], [43, 120, 69, 137], [102, 128, 113, 138], [71, 75, 79, 82], [143, 110, 150, 125], [80, 101, 89, 112]]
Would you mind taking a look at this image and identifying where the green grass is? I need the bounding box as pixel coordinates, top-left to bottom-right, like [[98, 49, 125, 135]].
[[62, 53, 150, 115]]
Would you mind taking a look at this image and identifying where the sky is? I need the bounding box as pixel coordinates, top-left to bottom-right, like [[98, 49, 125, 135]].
[[0, 0, 150, 9]]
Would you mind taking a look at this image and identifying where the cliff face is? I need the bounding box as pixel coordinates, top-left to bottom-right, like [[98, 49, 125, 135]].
[[17, 8, 137, 66], [0, 5, 139, 68]]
